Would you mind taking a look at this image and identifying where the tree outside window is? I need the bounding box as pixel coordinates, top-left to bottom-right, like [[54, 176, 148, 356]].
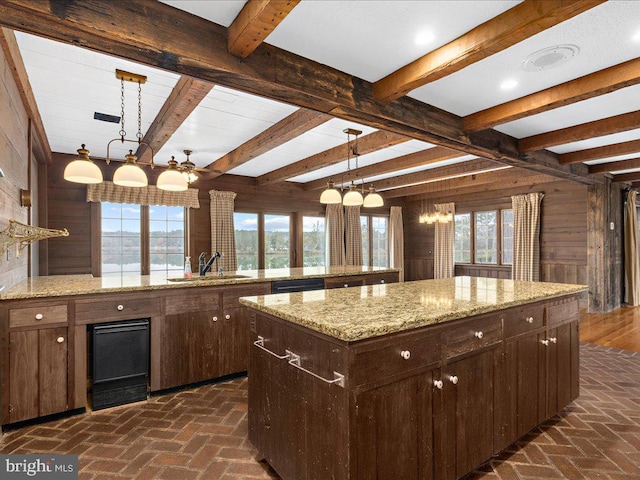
[[474, 211, 497, 264]]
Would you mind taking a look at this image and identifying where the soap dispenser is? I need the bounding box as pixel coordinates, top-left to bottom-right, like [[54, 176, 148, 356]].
[[184, 256, 192, 278]]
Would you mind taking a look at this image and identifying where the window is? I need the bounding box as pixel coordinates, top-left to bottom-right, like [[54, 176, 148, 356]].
[[101, 202, 141, 277], [474, 211, 497, 264], [454, 213, 471, 263], [302, 216, 325, 267], [264, 214, 290, 269], [361, 215, 389, 267], [149, 206, 185, 276], [502, 210, 514, 265], [234, 212, 259, 270]]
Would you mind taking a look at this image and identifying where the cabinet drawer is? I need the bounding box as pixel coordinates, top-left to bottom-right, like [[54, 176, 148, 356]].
[[75, 296, 161, 323], [503, 305, 544, 338], [443, 315, 502, 360], [352, 332, 440, 387], [364, 273, 398, 285], [325, 276, 365, 289], [223, 283, 271, 308], [165, 291, 220, 315], [9, 304, 68, 328], [547, 297, 579, 327]]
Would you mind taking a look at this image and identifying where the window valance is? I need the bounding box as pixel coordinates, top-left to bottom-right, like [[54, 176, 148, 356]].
[[86, 181, 200, 209]]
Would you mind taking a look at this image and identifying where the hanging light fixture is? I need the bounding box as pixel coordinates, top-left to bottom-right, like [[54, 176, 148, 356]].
[[180, 150, 199, 185], [63, 144, 103, 184], [320, 129, 383, 207], [112, 150, 148, 187], [157, 156, 188, 191]]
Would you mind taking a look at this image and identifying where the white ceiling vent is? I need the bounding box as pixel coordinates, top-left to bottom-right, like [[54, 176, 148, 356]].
[[522, 45, 579, 72]]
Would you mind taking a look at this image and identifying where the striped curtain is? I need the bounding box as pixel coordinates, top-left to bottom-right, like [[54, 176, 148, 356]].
[[209, 190, 237, 271], [389, 206, 404, 281], [325, 204, 345, 266], [624, 190, 640, 305], [434, 202, 455, 279], [87, 181, 199, 208], [511, 193, 544, 281], [345, 205, 363, 265]]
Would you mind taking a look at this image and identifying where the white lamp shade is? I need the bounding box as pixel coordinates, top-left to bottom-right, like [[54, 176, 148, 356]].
[[157, 168, 188, 191], [320, 188, 342, 204], [363, 191, 384, 208], [63, 159, 103, 184], [113, 163, 148, 187], [343, 189, 363, 206]]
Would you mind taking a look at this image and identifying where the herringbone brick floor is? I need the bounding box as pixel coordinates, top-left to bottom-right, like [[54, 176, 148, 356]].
[[2, 342, 640, 479]]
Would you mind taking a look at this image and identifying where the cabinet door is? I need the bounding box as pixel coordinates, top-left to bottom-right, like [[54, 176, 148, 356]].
[[354, 371, 433, 480], [436, 349, 496, 480], [219, 308, 249, 376], [546, 321, 579, 416], [39, 327, 68, 417], [8, 330, 39, 423]]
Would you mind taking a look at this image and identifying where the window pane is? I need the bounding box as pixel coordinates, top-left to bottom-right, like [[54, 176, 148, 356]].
[[371, 217, 389, 268], [234, 212, 259, 270], [475, 211, 497, 264], [264, 214, 290, 269], [101, 202, 141, 276], [454, 214, 471, 263], [302, 216, 325, 267], [149, 206, 185, 274], [502, 210, 514, 265], [360, 216, 369, 267]]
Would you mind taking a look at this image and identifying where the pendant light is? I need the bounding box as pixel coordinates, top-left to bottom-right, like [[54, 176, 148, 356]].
[[113, 150, 148, 187], [157, 156, 188, 191], [343, 183, 363, 206], [180, 150, 199, 185], [363, 186, 383, 208], [319, 180, 342, 204], [63, 144, 103, 184]]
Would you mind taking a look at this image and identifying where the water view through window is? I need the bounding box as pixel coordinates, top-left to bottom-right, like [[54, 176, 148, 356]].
[[101, 202, 141, 276], [234, 212, 258, 270]]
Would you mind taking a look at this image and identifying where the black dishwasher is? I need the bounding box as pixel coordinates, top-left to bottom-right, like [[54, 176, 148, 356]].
[[92, 319, 149, 410], [271, 277, 325, 293]]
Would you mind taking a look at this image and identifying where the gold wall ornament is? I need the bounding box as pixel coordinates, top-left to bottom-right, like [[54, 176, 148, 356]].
[[0, 220, 69, 258]]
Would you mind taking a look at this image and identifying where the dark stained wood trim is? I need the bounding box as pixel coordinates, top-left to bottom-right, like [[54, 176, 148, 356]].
[[256, 130, 409, 185], [559, 139, 640, 165], [611, 171, 640, 184], [0, 0, 600, 185], [463, 57, 640, 133], [0, 27, 51, 163], [90, 201, 100, 277], [372, 0, 604, 103], [204, 108, 332, 179], [588, 156, 640, 174], [136, 76, 213, 164], [228, 0, 301, 58], [37, 162, 48, 275], [304, 146, 466, 191], [519, 110, 640, 153]]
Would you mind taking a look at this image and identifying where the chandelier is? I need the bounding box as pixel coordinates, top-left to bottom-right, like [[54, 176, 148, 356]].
[[419, 202, 453, 224], [319, 128, 384, 208]]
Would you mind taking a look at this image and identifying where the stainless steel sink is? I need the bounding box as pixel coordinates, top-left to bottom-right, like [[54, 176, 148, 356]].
[[167, 274, 251, 283]]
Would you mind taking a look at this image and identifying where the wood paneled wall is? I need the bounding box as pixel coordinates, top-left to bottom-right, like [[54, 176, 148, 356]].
[[403, 178, 589, 289], [0, 45, 29, 289]]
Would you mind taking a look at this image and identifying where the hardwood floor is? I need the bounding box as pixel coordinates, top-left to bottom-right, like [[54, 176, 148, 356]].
[[580, 306, 640, 352]]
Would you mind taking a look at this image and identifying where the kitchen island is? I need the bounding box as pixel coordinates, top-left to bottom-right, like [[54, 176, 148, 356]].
[[240, 276, 587, 480]]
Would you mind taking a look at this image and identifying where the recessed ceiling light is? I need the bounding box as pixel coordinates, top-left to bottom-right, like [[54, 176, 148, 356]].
[[522, 45, 579, 72], [500, 79, 518, 90], [415, 31, 434, 46]]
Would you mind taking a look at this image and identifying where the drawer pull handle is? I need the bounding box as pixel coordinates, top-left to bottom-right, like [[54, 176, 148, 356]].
[[400, 350, 411, 360], [287, 350, 345, 388], [433, 380, 443, 390], [212, 316, 218, 322], [526, 316, 534, 323], [380, 280, 385, 284], [475, 331, 484, 339], [35, 313, 43, 320], [541, 339, 550, 346], [117, 304, 124, 311], [549, 337, 557, 344], [449, 375, 459, 385], [344, 284, 349, 288], [253, 336, 290, 359], [225, 314, 231, 320], [56, 336, 64, 344]]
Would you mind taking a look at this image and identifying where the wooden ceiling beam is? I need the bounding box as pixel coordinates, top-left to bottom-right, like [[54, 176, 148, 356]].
[[228, 0, 301, 58], [0, 0, 600, 185], [204, 108, 332, 179], [612, 171, 640, 184], [136, 76, 213, 164], [256, 130, 408, 186], [519, 110, 640, 153], [588, 157, 640, 174], [372, 0, 603, 103], [0, 27, 51, 163], [464, 57, 640, 133], [304, 146, 465, 191], [559, 139, 640, 165]]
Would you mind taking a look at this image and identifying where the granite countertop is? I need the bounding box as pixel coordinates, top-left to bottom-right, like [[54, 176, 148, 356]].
[[0, 266, 397, 300], [240, 276, 587, 342]]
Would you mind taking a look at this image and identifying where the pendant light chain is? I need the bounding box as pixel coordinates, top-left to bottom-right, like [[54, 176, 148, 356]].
[[136, 80, 143, 142], [119, 78, 126, 140]]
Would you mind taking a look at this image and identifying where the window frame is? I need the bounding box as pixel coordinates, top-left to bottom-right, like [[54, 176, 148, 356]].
[[453, 208, 512, 267], [361, 213, 390, 268], [234, 210, 294, 270]]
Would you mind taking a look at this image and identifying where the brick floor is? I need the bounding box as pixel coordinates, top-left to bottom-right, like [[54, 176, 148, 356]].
[[1, 342, 639, 479]]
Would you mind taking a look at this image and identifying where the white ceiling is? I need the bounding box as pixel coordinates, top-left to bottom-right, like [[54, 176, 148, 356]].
[[12, 0, 640, 187]]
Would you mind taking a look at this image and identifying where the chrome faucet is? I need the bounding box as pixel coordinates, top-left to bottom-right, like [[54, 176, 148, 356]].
[[198, 251, 222, 276]]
